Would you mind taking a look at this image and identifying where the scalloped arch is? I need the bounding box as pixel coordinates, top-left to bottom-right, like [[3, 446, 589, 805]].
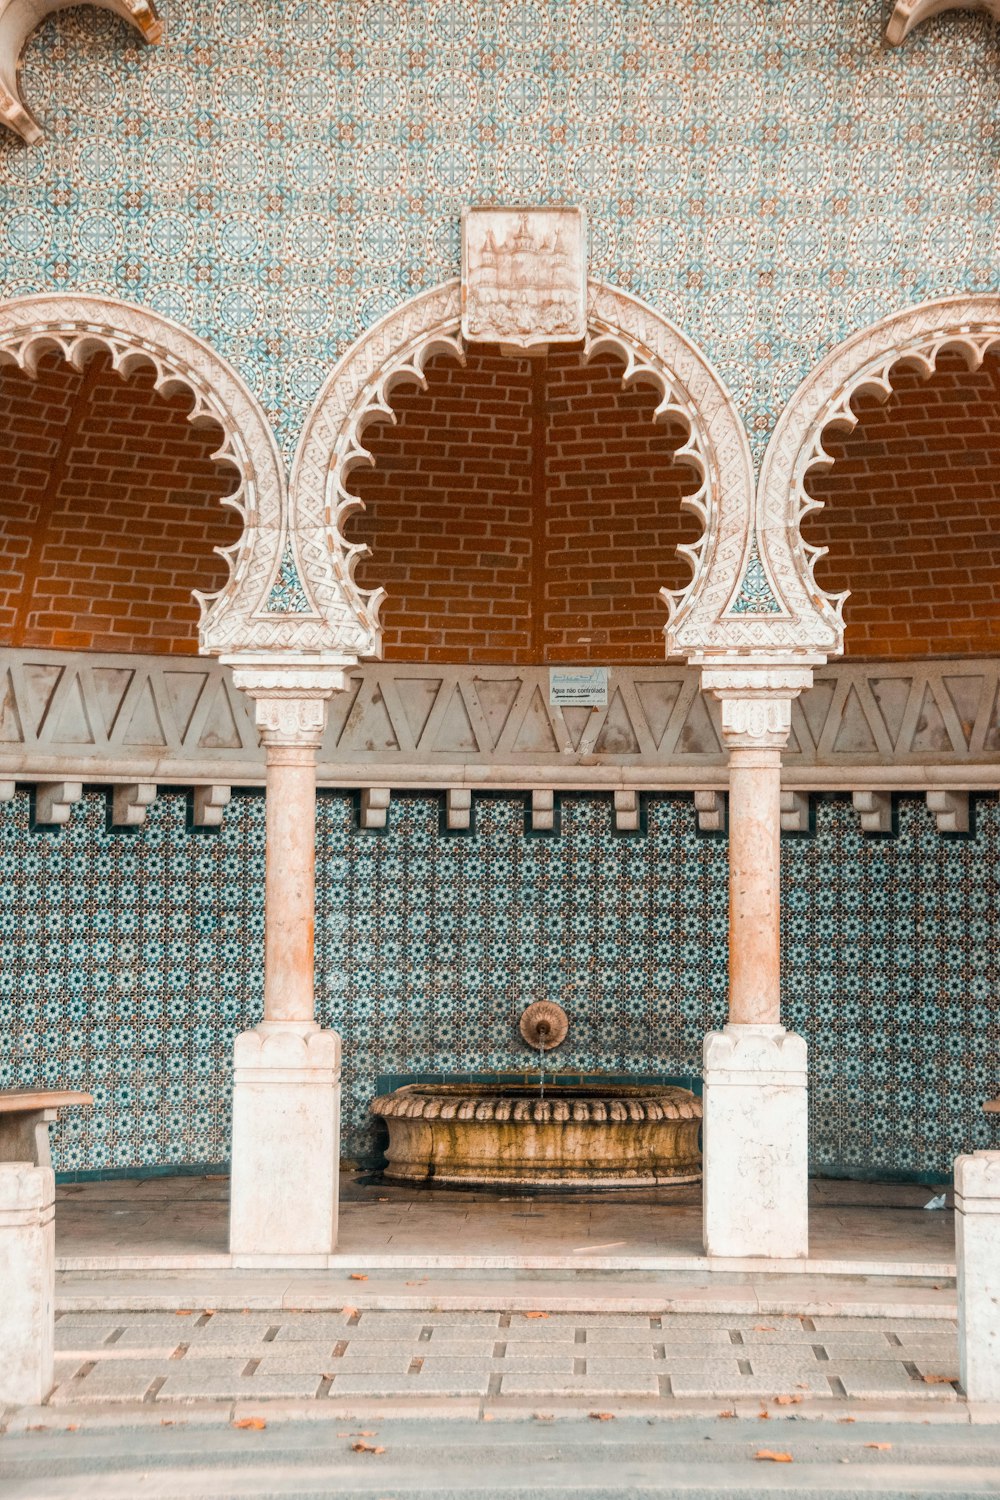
[[0, 292, 320, 656], [0, 0, 161, 145], [758, 294, 1000, 657], [290, 278, 770, 664], [886, 0, 1000, 44]]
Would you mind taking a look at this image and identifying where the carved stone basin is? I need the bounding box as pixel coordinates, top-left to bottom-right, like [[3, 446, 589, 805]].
[[370, 1082, 702, 1189]]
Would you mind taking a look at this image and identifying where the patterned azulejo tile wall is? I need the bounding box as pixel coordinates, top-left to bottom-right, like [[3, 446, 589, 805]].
[[2, 2, 1000, 461], [0, 789, 997, 1180]]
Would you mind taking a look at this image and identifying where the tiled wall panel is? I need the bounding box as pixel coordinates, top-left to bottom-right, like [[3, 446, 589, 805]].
[[0, 789, 996, 1179], [2, 3, 1000, 460]]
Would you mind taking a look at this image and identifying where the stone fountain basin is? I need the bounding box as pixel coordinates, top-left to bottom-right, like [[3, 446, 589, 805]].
[[370, 1082, 702, 1189]]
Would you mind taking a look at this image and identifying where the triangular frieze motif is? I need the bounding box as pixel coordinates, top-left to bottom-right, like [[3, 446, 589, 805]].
[[395, 677, 444, 745]]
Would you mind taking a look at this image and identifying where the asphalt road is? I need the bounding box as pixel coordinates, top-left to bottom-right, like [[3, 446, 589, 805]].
[[2, 1416, 1000, 1498]]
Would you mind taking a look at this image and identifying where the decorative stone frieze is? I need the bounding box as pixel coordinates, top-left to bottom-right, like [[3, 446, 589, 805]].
[[0, 0, 162, 146]]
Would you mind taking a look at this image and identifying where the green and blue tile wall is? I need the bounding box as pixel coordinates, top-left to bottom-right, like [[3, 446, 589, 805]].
[[0, 788, 996, 1180], [2, 1, 1000, 462]]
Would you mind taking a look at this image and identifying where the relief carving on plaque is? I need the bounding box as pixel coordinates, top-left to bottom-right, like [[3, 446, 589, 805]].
[[461, 206, 587, 348]]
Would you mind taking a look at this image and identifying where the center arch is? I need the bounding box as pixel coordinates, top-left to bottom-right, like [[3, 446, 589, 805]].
[[288, 279, 758, 665]]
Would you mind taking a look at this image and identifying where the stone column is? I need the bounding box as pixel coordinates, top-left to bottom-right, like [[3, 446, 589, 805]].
[[955, 1151, 1000, 1403], [226, 659, 351, 1266], [0, 1164, 54, 1405], [700, 665, 813, 1260]]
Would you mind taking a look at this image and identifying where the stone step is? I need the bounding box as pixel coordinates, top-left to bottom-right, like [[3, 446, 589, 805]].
[[56, 1269, 958, 1320]]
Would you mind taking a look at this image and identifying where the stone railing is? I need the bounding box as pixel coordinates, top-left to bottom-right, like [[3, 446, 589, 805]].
[[0, 649, 997, 830]]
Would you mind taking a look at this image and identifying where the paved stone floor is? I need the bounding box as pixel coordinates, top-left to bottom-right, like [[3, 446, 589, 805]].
[[48, 1307, 961, 1410], [54, 1175, 956, 1274]]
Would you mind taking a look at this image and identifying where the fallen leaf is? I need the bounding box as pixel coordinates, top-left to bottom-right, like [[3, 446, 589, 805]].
[[352, 1442, 386, 1455], [483, 1413, 494, 1422], [65, 1424, 79, 1432], [534, 1412, 554, 1421], [589, 1412, 615, 1421], [755, 1450, 793, 1463], [838, 1417, 856, 1424], [758, 1409, 770, 1420], [524, 1311, 549, 1320], [922, 1374, 954, 1384], [203, 1309, 216, 1316], [753, 1325, 776, 1332], [774, 1395, 802, 1406], [342, 1306, 358, 1318], [232, 1418, 266, 1431], [175, 1309, 193, 1316], [160, 1420, 174, 1427], [354, 1430, 378, 1437], [350, 1273, 368, 1282], [405, 1280, 427, 1287], [865, 1442, 892, 1451], [718, 1410, 736, 1419]]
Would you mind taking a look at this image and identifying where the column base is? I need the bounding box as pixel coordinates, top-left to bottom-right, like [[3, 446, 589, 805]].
[[956, 1151, 1000, 1403], [702, 1024, 808, 1260], [0, 1163, 55, 1405], [229, 1023, 341, 1267]]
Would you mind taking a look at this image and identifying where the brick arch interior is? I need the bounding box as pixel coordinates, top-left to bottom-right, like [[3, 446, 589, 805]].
[[349, 344, 701, 665], [803, 349, 1000, 659], [0, 348, 242, 655]]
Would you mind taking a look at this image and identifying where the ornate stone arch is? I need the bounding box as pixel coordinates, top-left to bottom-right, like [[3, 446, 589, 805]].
[[0, 0, 161, 145], [0, 292, 313, 656], [758, 294, 1000, 657], [290, 278, 769, 663], [886, 0, 1000, 44]]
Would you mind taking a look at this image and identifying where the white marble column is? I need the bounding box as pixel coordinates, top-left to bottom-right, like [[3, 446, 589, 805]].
[[226, 659, 351, 1266], [700, 666, 813, 1260], [956, 1151, 1000, 1404]]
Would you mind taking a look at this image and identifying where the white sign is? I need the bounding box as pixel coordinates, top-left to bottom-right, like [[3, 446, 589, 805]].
[[548, 667, 608, 707]]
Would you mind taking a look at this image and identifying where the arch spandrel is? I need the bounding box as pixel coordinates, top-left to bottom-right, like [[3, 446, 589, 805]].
[[0, 0, 161, 146], [758, 294, 1000, 660], [290, 277, 787, 667], [0, 292, 325, 658]]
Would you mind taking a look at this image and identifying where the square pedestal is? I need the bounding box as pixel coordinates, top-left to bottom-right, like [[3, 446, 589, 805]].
[[956, 1151, 1000, 1403], [702, 1024, 808, 1260], [0, 1163, 55, 1406], [229, 1024, 341, 1267]]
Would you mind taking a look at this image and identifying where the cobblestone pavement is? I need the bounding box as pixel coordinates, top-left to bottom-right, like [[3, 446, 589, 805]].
[[49, 1308, 962, 1408]]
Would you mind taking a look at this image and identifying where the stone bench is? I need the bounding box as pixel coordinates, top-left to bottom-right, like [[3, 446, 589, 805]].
[[0, 1089, 92, 1407]]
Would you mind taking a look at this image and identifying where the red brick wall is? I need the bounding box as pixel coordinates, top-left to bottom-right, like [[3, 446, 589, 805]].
[[0, 351, 241, 655], [351, 346, 698, 664], [805, 352, 1000, 658]]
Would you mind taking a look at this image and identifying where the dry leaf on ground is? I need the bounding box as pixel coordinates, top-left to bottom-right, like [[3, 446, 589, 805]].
[[718, 1410, 736, 1419], [232, 1418, 266, 1431], [352, 1442, 386, 1455], [922, 1374, 954, 1384], [534, 1412, 554, 1421], [524, 1311, 549, 1320], [353, 1430, 378, 1437], [865, 1442, 892, 1451], [838, 1417, 856, 1424], [342, 1306, 358, 1317], [755, 1450, 793, 1463], [175, 1309, 193, 1316], [774, 1394, 802, 1406], [589, 1412, 615, 1421], [349, 1273, 368, 1281], [753, 1325, 776, 1332]]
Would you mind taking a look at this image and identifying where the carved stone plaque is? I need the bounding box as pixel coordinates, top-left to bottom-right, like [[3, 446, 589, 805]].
[[461, 206, 587, 348]]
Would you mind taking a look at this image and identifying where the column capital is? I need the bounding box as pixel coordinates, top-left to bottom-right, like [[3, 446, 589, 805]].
[[223, 653, 355, 747], [700, 662, 815, 749]]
